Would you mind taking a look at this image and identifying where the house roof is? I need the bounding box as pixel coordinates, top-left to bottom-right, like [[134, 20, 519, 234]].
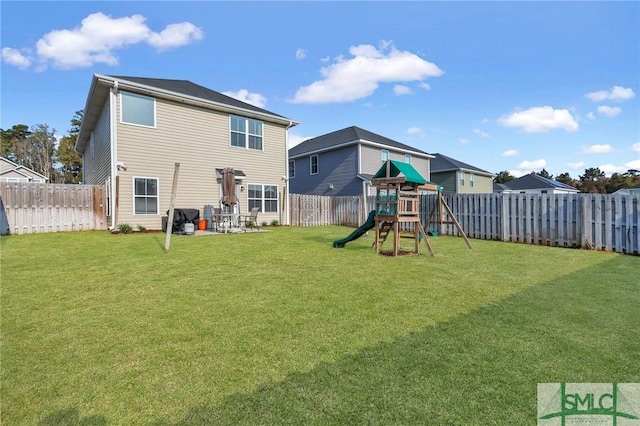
[[504, 173, 579, 191], [373, 160, 427, 185], [430, 153, 494, 177], [76, 74, 298, 153], [0, 157, 48, 181], [288, 126, 433, 159]]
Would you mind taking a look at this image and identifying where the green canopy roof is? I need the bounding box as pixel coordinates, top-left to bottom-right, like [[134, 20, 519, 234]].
[[373, 160, 427, 185]]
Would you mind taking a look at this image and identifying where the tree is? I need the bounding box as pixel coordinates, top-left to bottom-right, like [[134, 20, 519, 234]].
[[55, 110, 83, 183], [536, 168, 553, 179], [555, 172, 577, 188], [579, 167, 606, 193], [494, 170, 515, 183], [1, 124, 31, 162]]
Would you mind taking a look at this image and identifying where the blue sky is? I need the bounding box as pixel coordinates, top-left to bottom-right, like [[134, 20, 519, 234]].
[[2, 1, 639, 178]]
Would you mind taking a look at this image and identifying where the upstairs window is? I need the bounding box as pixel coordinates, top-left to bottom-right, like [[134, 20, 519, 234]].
[[310, 155, 318, 175], [470, 173, 475, 187], [289, 160, 295, 178], [405, 154, 412, 164], [460, 171, 465, 186], [381, 149, 389, 164], [230, 116, 263, 150], [121, 92, 155, 127]]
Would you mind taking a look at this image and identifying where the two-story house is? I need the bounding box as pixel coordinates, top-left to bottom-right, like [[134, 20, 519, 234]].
[[75, 74, 298, 230], [429, 153, 494, 194], [288, 126, 434, 197]]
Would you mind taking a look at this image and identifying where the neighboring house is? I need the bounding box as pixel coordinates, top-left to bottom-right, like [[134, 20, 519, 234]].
[[0, 157, 48, 183], [492, 182, 514, 194], [75, 74, 298, 230], [429, 153, 494, 194], [613, 184, 640, 196], [288, 126, 434, 196], [496, 173, 580, 194]]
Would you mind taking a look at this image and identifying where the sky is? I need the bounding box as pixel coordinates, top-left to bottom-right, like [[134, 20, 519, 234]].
[[1, 1, 639, 178]]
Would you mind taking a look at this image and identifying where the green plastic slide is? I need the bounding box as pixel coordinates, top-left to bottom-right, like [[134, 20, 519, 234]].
[[332, 210, 376, 248]]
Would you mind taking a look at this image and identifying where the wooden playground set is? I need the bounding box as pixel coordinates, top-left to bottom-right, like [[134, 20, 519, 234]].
[[333, 160, 472, 256]]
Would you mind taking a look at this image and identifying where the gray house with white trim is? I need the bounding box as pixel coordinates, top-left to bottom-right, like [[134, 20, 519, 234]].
[[288, 126, 434, 196], [430, 153, 494, 194]]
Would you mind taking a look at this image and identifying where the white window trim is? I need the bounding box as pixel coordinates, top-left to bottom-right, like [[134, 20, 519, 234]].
[[133, 176, 160, 215], [289, 160, 295, 178], [310, 154, 319, 175], [381, 149, 389, 164], [470, 173, 475, 187], [229, 115, 264, 151], [120, 92, 156, 129], [405, 154, 412, 165], [460, 171, 465, 186], [247, 183, 279, 214]]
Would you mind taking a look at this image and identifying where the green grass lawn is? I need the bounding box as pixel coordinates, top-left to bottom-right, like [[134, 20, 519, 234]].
[[1, 227, 638, 425]]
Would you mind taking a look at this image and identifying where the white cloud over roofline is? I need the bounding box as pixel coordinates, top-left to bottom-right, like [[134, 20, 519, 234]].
[[3, 12, 203, 70], [289, 42, 443, 104], [586, 86, 636, 103], [498, 106, 579, 133], [222, 89, 267, 109]]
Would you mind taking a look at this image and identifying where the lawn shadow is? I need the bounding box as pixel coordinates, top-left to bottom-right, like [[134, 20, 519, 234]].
[[152, 255, 639, 425], [38, 408, 107, 426]]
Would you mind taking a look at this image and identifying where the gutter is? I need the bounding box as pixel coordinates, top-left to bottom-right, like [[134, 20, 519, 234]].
[[289, 139, 434, 160], [108, 80, 119, 230], [283, 120, 295, 226]]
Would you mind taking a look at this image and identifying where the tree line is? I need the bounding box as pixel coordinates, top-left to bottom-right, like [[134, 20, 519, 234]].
[[1, 112, 83, 184], [494, 167, 640, 194]]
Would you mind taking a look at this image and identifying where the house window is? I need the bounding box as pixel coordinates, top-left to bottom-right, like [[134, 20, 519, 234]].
[[6, 178, 20, 182], [289, 160, 295, 178], [230, 116, 263, 150], [381, 149, 389, 164], [460, 172, 465, 186], [248, 184, 278, 213], [405, 154, 412, 165], [470, 173, 475, 187], [134, 177, 159, 215], [310, 155, 318, 175], [121, 92, 155, 127]]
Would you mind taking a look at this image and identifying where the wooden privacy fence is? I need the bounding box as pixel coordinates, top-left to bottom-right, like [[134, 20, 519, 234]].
[[290, 193, 639, 255], [1, 183, 108, 235]]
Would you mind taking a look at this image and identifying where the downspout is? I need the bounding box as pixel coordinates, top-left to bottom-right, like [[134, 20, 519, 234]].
[[283, 120, 294, 226], [109, 81, 119, 229]]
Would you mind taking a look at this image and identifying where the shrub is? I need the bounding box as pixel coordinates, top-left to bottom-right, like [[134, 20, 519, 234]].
[[261, 221, 268, 227], [117, 223, 133, 234], [270, 219, 279, 226], [136, 224, 147, 232]]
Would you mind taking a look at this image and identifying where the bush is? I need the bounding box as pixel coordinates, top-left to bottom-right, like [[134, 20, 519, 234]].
[[117, 223, 133, 234], [261, 221, 268, 227], [136, 224, 147, 232], [270, 219, 279, 226]]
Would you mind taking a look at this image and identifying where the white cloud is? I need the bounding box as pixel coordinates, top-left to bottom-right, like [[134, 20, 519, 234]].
[[473, 128, 490, 138], [599, 164, 626, 176], [625, 158, 640, 169], [502, 149, 519, 157], [498, 106, 579, 133], [290, 42, 443, 104], [407, 126, 425, 137], [295, 48, 307, 60], [597, 105, 622, 117], [517, 159, 546, 171], [222, 89, 267, 108], [510, 169, 526, 178], [288, 133, 312, 148], [393, 84, 413, 95], [586, 86, 636, 103], [458, 138, 469, 145], [632, 142, 640, 152], [567, 161, 585, 170], [7, 12, 203, 70], [1, 47, 32, 69], [583, 144, 613, 154], [418, 82, 431, 91], [586, 112, 596, 120]]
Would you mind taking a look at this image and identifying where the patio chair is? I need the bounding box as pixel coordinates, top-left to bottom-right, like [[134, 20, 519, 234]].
[[240, 207, 260, 231]]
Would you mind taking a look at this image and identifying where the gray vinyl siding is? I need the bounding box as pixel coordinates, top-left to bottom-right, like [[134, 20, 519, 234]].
[[83, 98, 111, 186], [431, 171, 457, 193], [360, 145, 430, 180], [114, 95, 288, 229], [289, 146, 359, 196]]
